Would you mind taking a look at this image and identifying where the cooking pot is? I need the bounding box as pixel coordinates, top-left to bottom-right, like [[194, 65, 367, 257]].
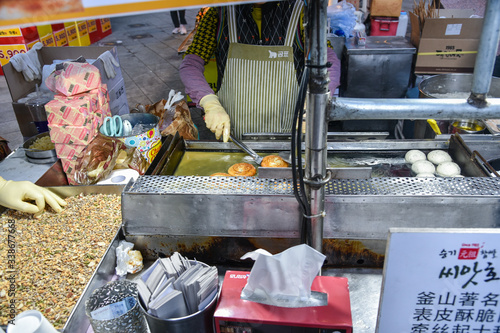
[[418, 74, 500, 99], [418, 74, 500, 135], [22, 132, 57, 164]]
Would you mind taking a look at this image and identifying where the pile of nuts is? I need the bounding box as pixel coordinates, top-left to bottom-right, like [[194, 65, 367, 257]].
[[0, 193, 121, 329]]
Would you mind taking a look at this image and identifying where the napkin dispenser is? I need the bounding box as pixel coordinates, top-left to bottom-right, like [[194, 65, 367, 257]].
[[214, 270, 353, 333]]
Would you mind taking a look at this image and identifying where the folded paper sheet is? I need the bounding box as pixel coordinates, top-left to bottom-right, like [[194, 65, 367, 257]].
[[240, 244, 327, 308]]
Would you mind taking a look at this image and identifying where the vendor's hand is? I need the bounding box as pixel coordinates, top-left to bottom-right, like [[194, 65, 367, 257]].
[[0, 177, 67, 217], [200, 94, 230, 142]]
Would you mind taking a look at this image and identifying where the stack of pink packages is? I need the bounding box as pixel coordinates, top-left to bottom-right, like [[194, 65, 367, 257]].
[[45, 61, 111, 184]]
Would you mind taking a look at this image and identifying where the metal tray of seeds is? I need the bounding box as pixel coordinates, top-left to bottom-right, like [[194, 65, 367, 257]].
[[0, 185, 124, 332]]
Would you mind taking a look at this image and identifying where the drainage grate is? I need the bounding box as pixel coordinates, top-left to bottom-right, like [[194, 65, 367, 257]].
[[129, 34, 153, 39], [126, 175, 500, 197], [99, 41, 122, 46]]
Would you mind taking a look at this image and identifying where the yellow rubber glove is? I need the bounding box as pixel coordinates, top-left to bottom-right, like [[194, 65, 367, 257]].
[[199, 94, 230, 142], [0, 177, 67, 217]]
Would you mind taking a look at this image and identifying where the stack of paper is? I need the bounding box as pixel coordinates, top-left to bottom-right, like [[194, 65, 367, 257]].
[[135, 252, 218, 319]]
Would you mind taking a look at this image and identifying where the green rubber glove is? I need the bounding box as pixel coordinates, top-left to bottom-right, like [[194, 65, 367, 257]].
[[0, 177, 67, 217], [200, 94, 230, 142]]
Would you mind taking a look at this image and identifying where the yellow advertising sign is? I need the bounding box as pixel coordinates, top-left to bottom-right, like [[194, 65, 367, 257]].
[[0, 0, 261, 28], [27, 39, 40, 49], [77, 21, 88, 37], [40, 33, 55, 47], [100, 18, 111, 32], [0, 44, 27, 67], [53, 29, 68, 46], [0, 27, 21, 37], [87, 20, 97, 33], [64, 23, 78, 44]]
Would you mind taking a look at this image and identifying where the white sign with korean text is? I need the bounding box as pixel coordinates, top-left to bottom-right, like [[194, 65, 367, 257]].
[[377, 228, 500, 333]]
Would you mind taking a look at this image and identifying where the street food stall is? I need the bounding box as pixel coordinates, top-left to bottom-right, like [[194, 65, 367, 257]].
[[1, 0, 500, 332]]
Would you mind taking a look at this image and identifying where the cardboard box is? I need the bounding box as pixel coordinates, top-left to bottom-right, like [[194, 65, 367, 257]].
[[410, 9, 474, 48], [52, 62, 102, 96], [60, 157, 78, 173], [415, 17, 483, 74], [214, 271, 353, 333], [370, 0, 402, 17], [59, 157, 79, 185], [3, 46, 127, 138], [48, 115, 100, 145], [107, 78, 128, 116], [46, 94, 102, 126], [55, 143, 86, 160]]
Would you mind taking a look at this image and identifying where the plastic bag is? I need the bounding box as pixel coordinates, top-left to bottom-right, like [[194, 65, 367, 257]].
[[114, 147, 150, 175], [115, 240, 134, 276], [115, 241, 144, 276], [327, 1, 357, 37], [134, 99, 169, 131], [73, 133, 122, 185], [161, 100, 198, 140]]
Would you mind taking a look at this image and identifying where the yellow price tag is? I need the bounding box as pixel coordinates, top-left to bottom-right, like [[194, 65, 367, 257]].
[[53, 29, 68, 46], [87, 20, 97, 33], [0, 44, 27, 66], [65, 25, 78, 42], [100, 18, 111, 32], [77, 21, 88, 37], [40, 33, 55, 47], [27, 39, 40, 49]]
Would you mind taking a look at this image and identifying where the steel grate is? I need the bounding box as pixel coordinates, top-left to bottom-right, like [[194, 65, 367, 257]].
[[126, 176, 500, 196], [128, 176, 294, 195]]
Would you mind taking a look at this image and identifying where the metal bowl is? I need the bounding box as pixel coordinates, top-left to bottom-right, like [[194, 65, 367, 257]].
[[450, 119, 486, 134], [22, 132, 58, 163], [418, 74, 500, 99], [418, 74, 500, 135]]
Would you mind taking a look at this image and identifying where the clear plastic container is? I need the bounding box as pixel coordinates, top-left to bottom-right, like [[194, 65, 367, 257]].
[[25, 96, 51, 134]]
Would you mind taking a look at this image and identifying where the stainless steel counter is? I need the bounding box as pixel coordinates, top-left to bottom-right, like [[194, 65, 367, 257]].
[[0, 149, 53, 182], [64, 228, 383, 333]]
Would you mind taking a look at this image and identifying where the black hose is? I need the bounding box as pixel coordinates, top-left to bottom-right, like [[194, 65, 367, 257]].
[[291, 64, 311, 244]]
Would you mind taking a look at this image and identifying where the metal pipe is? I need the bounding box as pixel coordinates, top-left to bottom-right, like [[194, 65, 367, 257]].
[[305, 0, 329, 253], [328, 97, 500, 121], [470, 0, 500, 103]]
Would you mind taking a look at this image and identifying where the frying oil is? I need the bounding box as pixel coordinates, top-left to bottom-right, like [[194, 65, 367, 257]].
[[172, 151, 261, 176]]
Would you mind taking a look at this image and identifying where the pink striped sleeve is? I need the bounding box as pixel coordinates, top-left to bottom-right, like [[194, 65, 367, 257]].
[[179, 54, 216, 106], [327, 46, 341, 92]]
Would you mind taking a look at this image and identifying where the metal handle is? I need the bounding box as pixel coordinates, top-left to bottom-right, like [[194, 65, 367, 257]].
[[229, 134, 263, 165]]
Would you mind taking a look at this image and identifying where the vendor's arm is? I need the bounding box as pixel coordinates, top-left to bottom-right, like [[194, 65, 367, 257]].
[[179, 7, 230, 142], [180, 54, 231, 142], [179, 7, 219, 106], [179, 54, 214, 106], [0, 176, 67, 217]]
